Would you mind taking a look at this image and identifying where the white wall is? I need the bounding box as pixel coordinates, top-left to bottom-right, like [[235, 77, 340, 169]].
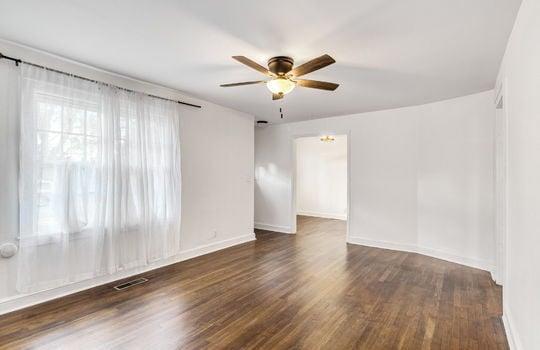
[[255, 91, 495, 271], [0, 40, 254, 313], [295, 136, 347, 220], [495, 0, 540, 349]]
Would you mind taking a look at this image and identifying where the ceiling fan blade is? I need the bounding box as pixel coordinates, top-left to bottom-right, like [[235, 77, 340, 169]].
[[289, 54, 336, 78], [272, 93, 284, 100], [220, 80, 268, 87], [294, 79, 339, 91], [232, 56, 276, 77]]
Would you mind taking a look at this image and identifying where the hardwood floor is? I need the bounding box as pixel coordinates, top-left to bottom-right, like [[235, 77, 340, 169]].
[[0, 216, 507, 349]]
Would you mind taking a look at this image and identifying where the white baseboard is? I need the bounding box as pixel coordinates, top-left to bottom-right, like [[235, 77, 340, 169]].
[[296, 211, 347, 221], [417, 245, 494, 272], [348, 236, 417, 253], [503, 305, 522, 350], [0, 233, 255, 315], [254, 222, 294, 234], [347, 236, 494, 272]]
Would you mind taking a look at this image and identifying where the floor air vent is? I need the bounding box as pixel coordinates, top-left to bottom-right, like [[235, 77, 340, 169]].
[[113, 277, 148, 291]]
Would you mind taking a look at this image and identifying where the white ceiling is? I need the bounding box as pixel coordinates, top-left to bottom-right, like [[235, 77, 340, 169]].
[[0, 0, 521, 123]]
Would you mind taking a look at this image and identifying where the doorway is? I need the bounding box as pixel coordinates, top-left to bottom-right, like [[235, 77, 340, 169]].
[[292, 135, 349, 238]]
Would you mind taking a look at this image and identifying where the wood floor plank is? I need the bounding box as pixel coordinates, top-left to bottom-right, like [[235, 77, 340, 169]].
[[0, 216, 507, 349]]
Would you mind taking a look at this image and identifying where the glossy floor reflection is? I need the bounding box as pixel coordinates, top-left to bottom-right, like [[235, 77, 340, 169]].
[[0, 216, 507, 349]]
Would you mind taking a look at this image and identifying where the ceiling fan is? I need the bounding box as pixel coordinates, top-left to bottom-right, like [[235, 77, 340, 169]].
[[220, 54, 339, 100]]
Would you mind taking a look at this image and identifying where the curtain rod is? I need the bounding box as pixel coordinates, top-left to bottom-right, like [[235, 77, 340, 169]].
[[0, 52, 202, 109]]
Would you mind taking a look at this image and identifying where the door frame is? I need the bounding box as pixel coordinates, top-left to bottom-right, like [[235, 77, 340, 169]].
[[494, 81, 508, 286], [290, 132, 350, 240]]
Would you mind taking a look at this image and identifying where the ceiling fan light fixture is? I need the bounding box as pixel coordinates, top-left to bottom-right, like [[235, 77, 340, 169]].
[[266, 78, 296, 95], [222, 55, 338, 100]]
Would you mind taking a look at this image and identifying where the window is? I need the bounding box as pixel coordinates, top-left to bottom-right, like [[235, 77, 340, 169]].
[[32, 94, 99, 235], [19, 67, 181, 240], [16, 63, 182, 293]]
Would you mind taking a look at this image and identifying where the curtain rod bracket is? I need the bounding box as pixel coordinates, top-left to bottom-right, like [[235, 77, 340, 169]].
[[0, 52, 22, 66]]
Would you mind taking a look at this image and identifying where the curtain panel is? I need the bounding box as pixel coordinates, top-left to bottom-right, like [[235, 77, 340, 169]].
[[16, 64, 182, 293]]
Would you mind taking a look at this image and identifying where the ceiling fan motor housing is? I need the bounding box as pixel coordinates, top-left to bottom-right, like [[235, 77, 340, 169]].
[[268, 56, 294, 75]]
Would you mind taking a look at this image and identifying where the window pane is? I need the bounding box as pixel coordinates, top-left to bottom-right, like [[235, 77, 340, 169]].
[[86, 136, 98, 162], [36, 163, 56, 234], [37, 132, 61, 161], [120, 116, 128, 140], [63, 135, 85, 161], [37, 205, 56, 234], [64, 107, 85, 134], [37, 102, 62, 131], [87, 111, 98, 136], [128, 117, 138, 139]]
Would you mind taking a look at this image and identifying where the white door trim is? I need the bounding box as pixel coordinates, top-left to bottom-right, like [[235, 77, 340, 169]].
[[290, 132, 350, 239], [494, 82, 508, 287]]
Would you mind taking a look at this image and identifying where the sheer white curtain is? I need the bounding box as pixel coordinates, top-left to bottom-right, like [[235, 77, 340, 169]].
[[17, 64, 181, 293]]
